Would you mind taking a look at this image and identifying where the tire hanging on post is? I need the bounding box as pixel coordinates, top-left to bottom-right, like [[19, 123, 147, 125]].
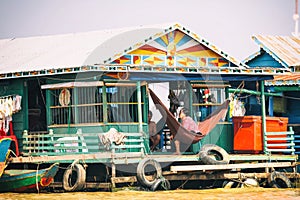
[[63, 163, 86, 192], [268, 171, 292, 188], [150, 177, 171, 191], [136, 158, 162, 188], [199, 144, 230, 165]]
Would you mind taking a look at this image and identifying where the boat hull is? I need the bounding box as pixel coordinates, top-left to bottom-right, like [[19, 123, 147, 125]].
[[0, 138, 12, 177], [0, 163, 59, 192]]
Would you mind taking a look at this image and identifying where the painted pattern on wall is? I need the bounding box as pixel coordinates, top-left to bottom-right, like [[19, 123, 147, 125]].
[[112, 30, 230, 67]]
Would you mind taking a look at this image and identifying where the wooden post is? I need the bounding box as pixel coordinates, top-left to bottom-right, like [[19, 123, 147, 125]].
[[45, 89, 51, 128], [111, 144, 116, 189], [23, 81, 29, 130], [188, 83, 193, 117], [49, 129, 54, 142], [225, 87, 230, 122], [74, 87, 79, 125], [137, 81, 143, 134], [111, 162, 116, 189], [102, 85, 108, 124], [23, 130, 29, 154], [261, 80, 267, 154]]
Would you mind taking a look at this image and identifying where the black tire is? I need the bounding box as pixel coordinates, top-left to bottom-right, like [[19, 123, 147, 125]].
[[199, 144, 230, 165], [222, 180, 240, 188], [268, 171, 292, 188], [136, 158, 162, 188], [150, 177, 171, 191], [63, 164, 86, 192]]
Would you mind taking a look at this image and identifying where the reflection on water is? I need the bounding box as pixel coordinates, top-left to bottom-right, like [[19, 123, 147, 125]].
[[0, 188, 299, 200]]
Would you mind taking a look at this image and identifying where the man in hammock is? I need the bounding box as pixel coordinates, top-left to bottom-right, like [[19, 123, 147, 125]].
[[149, 89, 229, 151], [173, 108, 201, 155]]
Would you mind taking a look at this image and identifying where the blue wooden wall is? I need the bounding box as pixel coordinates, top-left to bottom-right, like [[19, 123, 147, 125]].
[[246, 51, 283, 68], [285, 91, 300, 124]]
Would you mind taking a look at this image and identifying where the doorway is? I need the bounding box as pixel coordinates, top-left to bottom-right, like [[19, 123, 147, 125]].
[[27, 79, 47, 131]]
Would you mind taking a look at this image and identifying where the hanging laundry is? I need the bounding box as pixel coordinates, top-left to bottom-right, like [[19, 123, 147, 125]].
[[0, 94, 22, 135], [12, 95, 22, 112], [229, 95, 246, 117]]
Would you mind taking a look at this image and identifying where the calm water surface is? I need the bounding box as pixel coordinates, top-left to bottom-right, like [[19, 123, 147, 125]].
[[0, 188, 299, 200]]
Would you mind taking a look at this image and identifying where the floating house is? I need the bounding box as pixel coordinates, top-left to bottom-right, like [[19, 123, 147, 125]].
[[244, 35, 300, 156], [0, 23, 297, 191]]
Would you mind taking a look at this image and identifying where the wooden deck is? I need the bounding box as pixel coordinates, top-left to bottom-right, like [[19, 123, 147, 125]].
[[11, 152, 298, 164], [9, 152, 298, 191]]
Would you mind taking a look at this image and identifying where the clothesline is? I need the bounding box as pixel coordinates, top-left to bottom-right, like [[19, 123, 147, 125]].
[[0, 94, 19, 99]]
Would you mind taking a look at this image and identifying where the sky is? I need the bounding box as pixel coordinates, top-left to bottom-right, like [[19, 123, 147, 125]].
[[0, 0, 298, 60]]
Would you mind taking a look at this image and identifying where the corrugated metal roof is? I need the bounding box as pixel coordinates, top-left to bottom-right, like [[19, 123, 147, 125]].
[[265, 73, 300, 86], [0, 23, 171, 74], [252, 35, 300, 67], [0, 23, 248, 77]]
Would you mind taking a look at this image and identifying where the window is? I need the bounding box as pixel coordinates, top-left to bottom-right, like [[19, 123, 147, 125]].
[[106, 86, 140, 123], [191, 82, 228, 121], [46, 81, 144, 126], [168, 81, 228, 122], [50, 88, 75, 125]]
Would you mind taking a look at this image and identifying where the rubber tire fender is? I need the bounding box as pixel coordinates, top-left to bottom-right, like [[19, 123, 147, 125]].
[[63, 163, 86, 192], [199, 144, 230, 165], [150, 177, 171, 191], [222, 180, 241, 188], [136, 158, 162, 188], [268, 171, 292, 188]]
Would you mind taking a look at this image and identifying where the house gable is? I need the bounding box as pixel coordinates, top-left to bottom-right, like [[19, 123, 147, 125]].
[[249, 35, 300, 70], [109, 24, 247, 68], [246, 49, 283, 68]]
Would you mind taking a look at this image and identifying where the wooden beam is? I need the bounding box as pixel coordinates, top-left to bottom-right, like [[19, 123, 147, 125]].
[[163, 172, 299, 181], [111, 176, 137, 184], [41, 81, 104, 89], [170, 162, 294, 172], [50, 182, 111, 189]]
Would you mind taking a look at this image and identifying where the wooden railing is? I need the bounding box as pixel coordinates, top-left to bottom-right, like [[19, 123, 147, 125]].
[[264, 127, 295, 154], [22, 129, 146, 156], [295, 134, 300, 155]]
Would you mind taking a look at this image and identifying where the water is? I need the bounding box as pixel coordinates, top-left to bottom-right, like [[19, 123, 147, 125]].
[[0, 188, 299, 200]]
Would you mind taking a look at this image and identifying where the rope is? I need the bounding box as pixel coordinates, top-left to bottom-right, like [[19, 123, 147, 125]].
[[230, 80, 245, 100], [176, 174, 192, 189], [70, 159, 80, 168], [36, 163, 40, 193], [159, 176, 169, 190], [282, 95, 300, 101]]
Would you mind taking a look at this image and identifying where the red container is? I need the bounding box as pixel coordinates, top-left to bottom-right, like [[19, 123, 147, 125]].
[[233, 116, 263, 153], [233, 116, 288, 153], [266, 117, 288, 148], [265, 117, 288, 132]]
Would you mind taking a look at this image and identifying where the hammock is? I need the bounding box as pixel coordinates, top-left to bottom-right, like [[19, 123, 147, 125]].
[[149, 89, 230, 144]]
